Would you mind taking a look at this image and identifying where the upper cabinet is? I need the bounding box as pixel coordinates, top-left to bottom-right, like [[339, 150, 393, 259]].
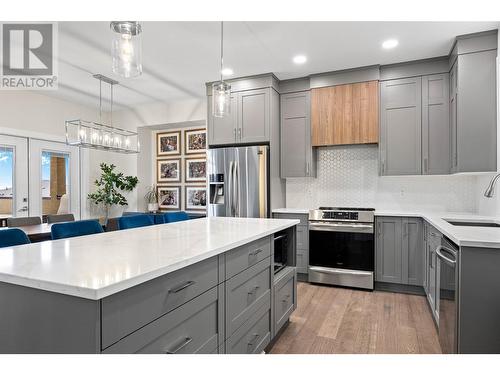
[[451, 47, 497, 173], [207, 74, 279, 147], [280, 91, 316, 178], [379, 77, 422, 176], [311, 80, 379, 146], [422, 74, 450, 175]]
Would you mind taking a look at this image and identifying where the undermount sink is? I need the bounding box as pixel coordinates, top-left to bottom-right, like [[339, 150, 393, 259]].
[[445, 220, 500, 228]]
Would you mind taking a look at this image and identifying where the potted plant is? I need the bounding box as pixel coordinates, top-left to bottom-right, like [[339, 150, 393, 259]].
[[145, 185, 159, 212], [88, 163, 139, 224]]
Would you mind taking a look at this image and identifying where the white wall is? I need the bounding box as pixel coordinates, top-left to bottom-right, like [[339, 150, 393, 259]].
[[286, 145, 479, 213]]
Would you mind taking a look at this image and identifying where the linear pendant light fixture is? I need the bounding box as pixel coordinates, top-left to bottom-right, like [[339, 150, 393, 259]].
[[212, 21, 231, 118], [65, 74, 140, 154], [110, 21, 143, 78]]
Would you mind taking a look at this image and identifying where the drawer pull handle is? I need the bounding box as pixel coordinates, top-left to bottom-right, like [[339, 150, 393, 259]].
[[249, 249, 263, 257], [248, 286, 260, 296], [247, 333, 260, 347], [165, 336, 192, 354], [168, 280, 196, 294], [282, 294, 291, 303]]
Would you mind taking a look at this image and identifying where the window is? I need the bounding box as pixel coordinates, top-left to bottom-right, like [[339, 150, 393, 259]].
[[41, 151, 70, 217], [0, 147, 14, 217]]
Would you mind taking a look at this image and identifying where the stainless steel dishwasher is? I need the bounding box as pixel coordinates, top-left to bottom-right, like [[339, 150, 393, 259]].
[[437, 237, 459, 354]]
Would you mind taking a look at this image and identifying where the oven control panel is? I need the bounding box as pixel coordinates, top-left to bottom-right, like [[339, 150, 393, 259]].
[[322, 211, 359, 220]]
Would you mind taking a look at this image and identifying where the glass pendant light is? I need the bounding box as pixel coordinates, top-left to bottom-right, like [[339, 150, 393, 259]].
[[110, 21, 143, 78], [212, 21, 231, 118]]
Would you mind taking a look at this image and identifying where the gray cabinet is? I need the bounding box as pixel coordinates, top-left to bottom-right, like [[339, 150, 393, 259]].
[[450, 63, 458, 172], [422, 74, 451, 175], [376, 217, 403, 283], [376, 216, 423, 286], [273, 267, 297, 335], [403, 218, 424, 286], [380, 77, 422, 175], [238, 88, 270, 144], [452, 50, 497, 172], [208, 88, 272, 146], [280, 91, 316, 178]]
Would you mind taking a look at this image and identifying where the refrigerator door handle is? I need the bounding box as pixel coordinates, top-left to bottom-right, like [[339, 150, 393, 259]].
[[228, 161, 233, 216], [234, 161, 240, 217]]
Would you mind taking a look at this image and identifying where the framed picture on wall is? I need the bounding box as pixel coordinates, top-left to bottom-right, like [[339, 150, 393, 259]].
[[185, 186, 207, 211], [157, 159, 181, 183], [185, 157, 206, 182], [157, 131, 181, 156], [158, 186, 181, 210], [184, 128, 207, 155]]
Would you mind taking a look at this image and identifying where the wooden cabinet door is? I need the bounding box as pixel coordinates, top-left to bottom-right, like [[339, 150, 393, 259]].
[[238, 88, 270, 143], [311, 81, 378, 146], [281, 91, 313, 177], [380, 77, 422, 175], [422, 74, 450, 175], [208, 94, 238, 146], [375, 217, 403, 284]]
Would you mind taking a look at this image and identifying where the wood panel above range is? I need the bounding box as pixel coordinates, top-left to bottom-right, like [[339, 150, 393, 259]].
[[311, 80, 379, 146]]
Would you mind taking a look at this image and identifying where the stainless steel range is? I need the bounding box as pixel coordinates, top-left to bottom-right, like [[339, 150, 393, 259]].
[[308, 207, 375, 290]]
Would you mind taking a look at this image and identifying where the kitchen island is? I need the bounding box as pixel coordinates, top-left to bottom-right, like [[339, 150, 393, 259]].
[[0, 217, 299, 354]]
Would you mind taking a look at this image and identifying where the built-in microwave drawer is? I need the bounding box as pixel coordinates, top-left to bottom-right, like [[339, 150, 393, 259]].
[[103, 287, 219, 354], [225, 301, 271, 354], [101, 256, 219, 349], [225, 236, 271, 279], [225, 258, 271, 338]]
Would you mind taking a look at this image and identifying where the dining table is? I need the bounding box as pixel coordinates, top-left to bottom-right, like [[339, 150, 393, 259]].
[[13, 223, 54, 243]]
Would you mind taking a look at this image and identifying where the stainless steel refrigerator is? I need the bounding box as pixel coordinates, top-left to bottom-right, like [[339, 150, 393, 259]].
[[207, 145, 269, 218]]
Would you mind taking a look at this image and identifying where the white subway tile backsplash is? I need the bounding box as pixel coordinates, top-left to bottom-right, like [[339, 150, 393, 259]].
[[286, 144, 478, 213]]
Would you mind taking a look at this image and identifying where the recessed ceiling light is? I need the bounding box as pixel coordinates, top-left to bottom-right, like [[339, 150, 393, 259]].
[[382, 39, 399, 49], [221, 68, 234, 76], [293, 55, 307, 64]]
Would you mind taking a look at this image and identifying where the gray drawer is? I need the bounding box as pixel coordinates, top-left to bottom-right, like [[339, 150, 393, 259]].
[[226, 236, 271, 279], [226, 258, 271, 338], [226, 301, 271, 354], [296, 225, 308, 250], [101, 256, 219, 349], [273, 213, 308, 226], [103, 287, 219, 354], [296, 249, 309, 274], [274, 268, 296, 333]]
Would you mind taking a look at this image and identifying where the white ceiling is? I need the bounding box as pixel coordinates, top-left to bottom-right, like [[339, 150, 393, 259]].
[[50, 21, 499, 110]]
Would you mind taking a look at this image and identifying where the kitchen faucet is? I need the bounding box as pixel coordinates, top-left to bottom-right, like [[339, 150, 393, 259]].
[[484, 173, 500, 198]]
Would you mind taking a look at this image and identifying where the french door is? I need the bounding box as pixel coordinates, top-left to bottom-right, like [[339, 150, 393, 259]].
[[0, 135, 29, 220], [29, 139, 81, 220]]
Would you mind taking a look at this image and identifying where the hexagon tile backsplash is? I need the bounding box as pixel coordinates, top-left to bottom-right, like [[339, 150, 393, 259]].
[[285, 144, 478, 212]]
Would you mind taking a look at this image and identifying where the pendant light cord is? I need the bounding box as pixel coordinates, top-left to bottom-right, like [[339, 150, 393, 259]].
[[220, 21, 224, 82]]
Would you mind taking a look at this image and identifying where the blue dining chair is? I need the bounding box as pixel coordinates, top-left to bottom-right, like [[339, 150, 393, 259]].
[[163, 211, 190, 223], [118, 214, 154, 230], [51, 219, 104, 240], [0, 228, 31, 248]]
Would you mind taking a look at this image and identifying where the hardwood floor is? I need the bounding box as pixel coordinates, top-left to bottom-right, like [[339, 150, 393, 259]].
[[269, 282, 442, 354]]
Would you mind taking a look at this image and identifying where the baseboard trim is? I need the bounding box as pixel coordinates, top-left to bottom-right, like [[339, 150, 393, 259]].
[[375, 282, 425, 296]]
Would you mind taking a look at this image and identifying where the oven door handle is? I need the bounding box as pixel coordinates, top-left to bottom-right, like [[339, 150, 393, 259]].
[[309, 222, 374, 234]]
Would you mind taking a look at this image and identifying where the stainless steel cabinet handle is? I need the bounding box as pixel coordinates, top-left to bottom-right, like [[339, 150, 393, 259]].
[[168, 280, 196, 294], [424, 158, 428, 173], [249, 248, 263, 257], [247, 333, 260, 347], [282, 294, 291, 303], [381, 161, 385, 174], [306, 162, 310, 176], [238, 128, 241, 140], [247, 286, 260, 296], [233, 128, 236, 142], [165, 337, 192, 354]]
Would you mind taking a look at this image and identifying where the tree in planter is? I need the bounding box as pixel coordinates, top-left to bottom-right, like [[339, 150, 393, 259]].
[[88, 163, 139, 224]]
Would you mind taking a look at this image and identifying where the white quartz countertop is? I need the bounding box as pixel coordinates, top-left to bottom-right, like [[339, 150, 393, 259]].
[[0, 217, 299, 300], [272, 208, 500, 248]]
